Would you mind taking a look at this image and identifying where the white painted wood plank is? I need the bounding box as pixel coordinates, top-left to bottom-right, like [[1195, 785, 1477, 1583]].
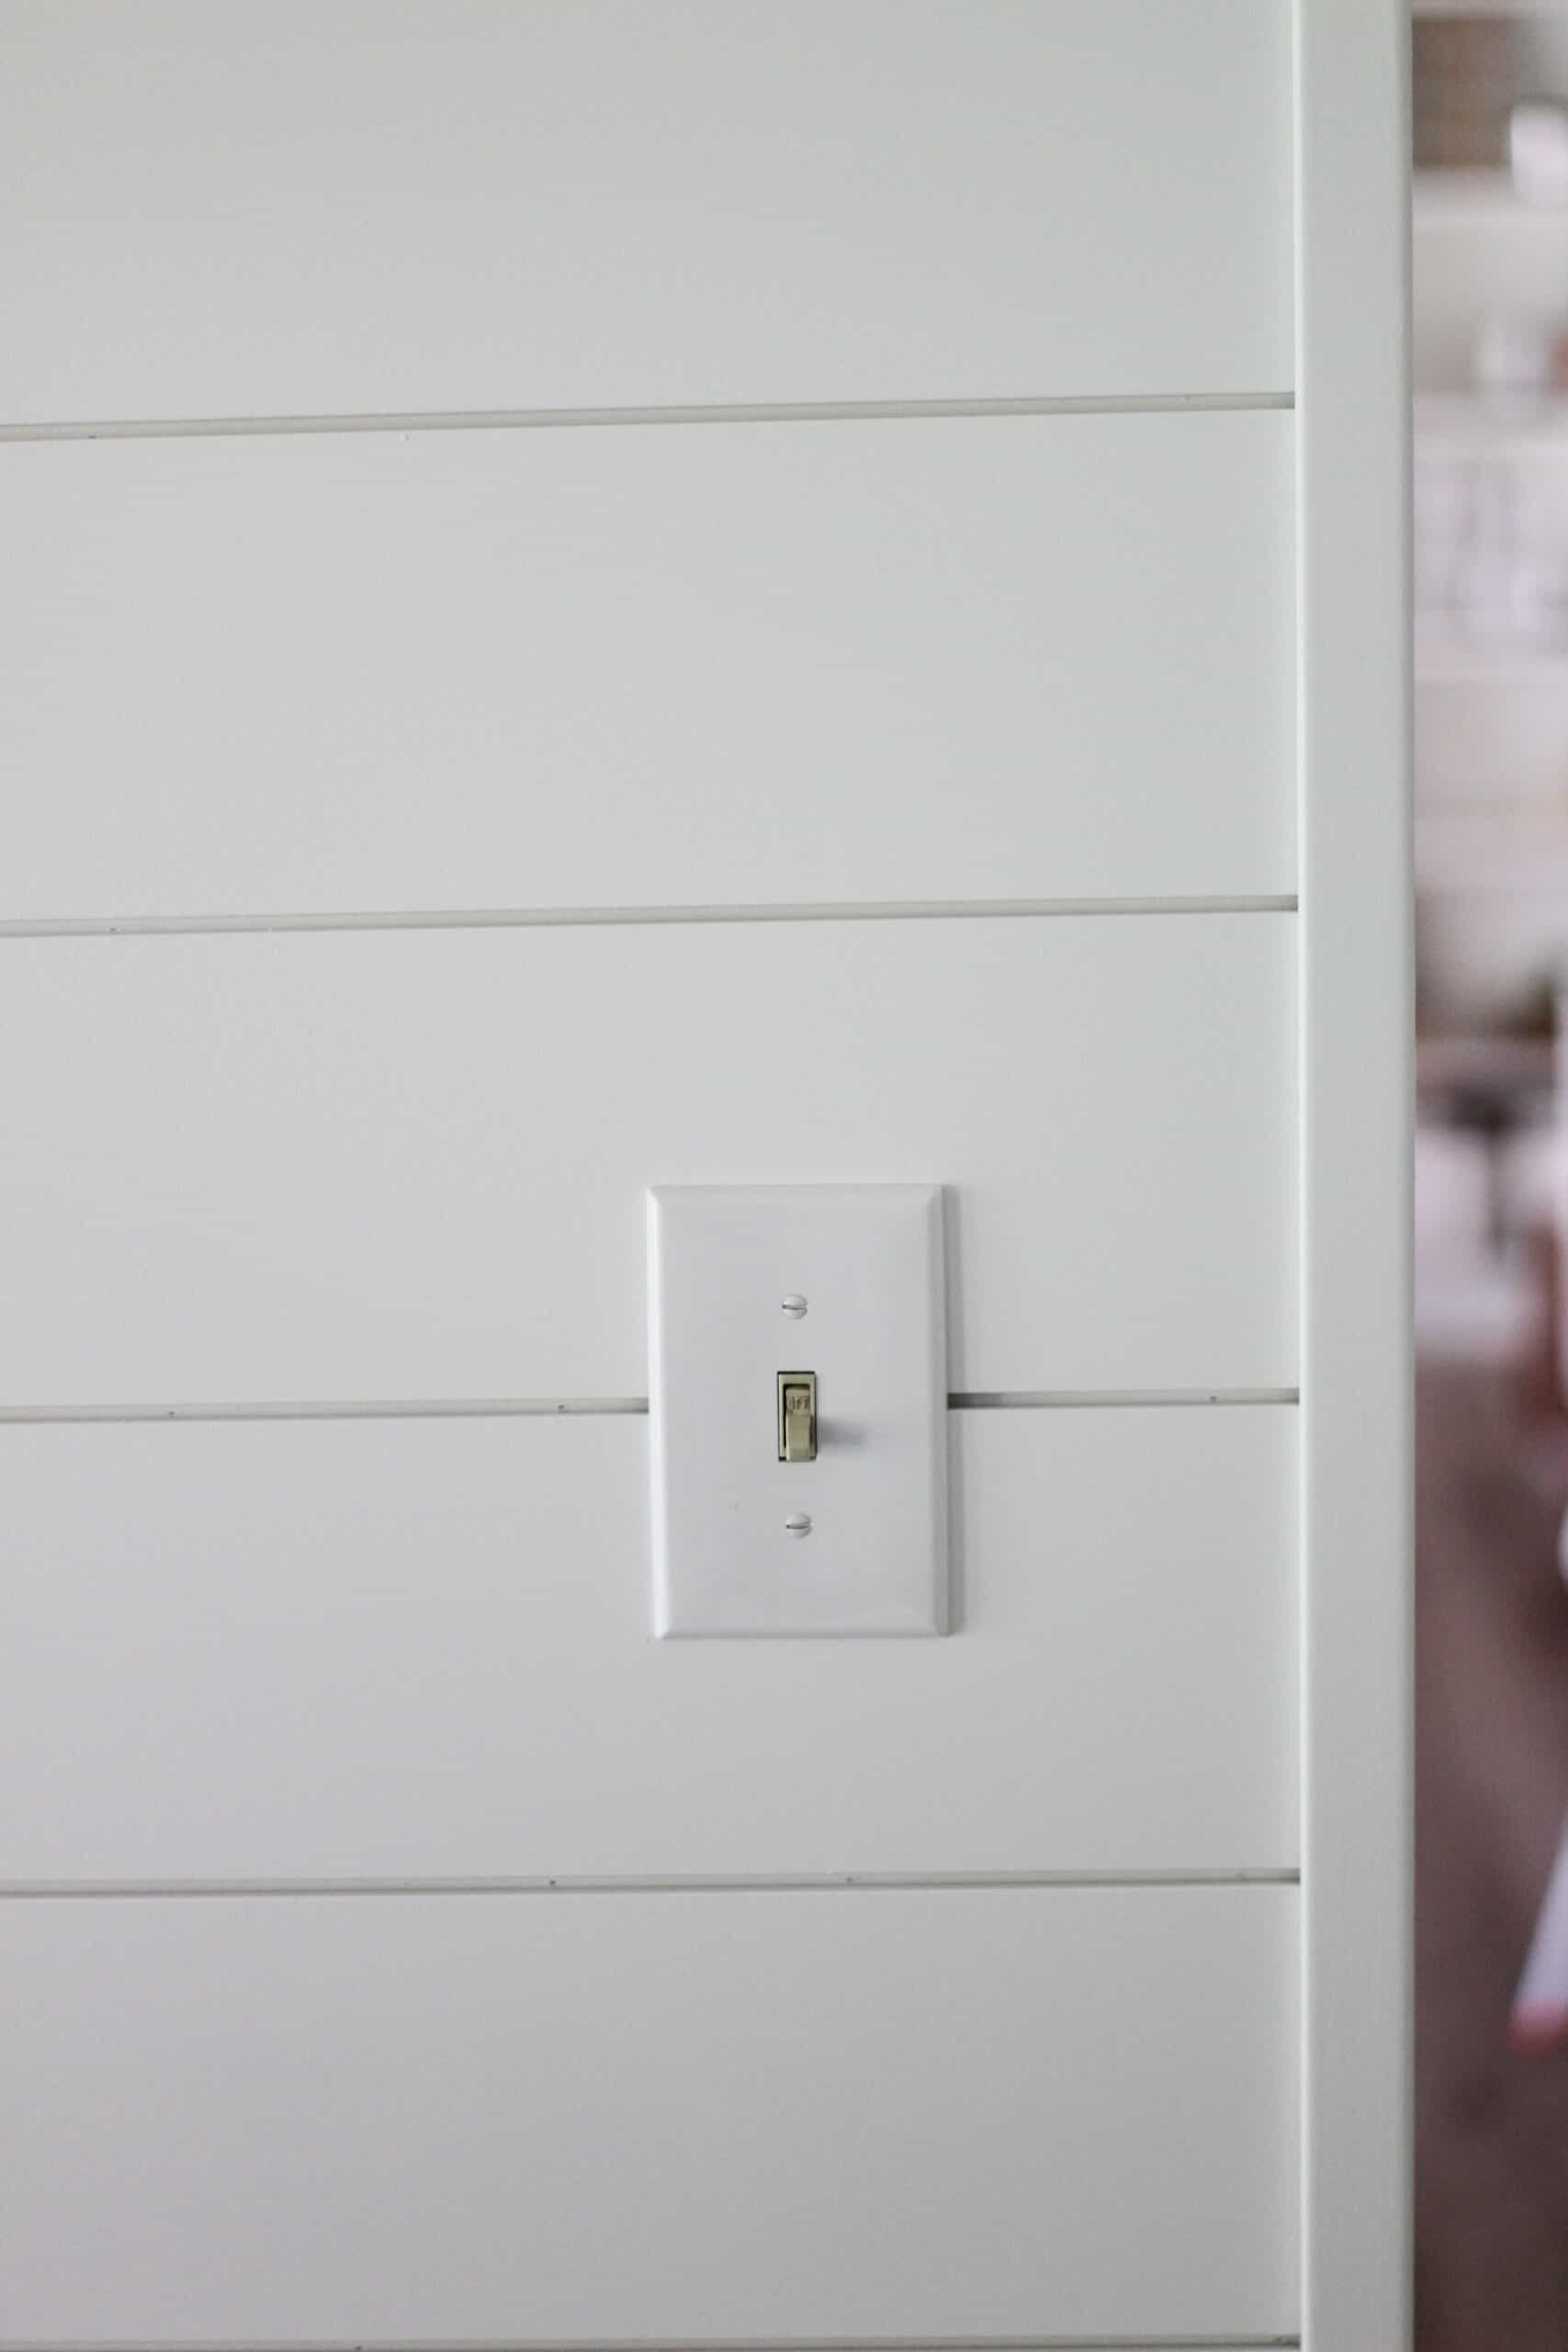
[[0, 1886, 1300, 2343], [1297, 3, 1414, 2346], [0, 0, 1292, 424], [0, 1406, 1297, 1883], [5, 413, 1295, 920], [0, 918, 1296, 1406]]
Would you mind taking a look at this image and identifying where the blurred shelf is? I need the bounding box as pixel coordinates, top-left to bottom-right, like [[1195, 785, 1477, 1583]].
[[1416, 1264, 1535, 1365], [1417, 390, 1568, 453], [1415, 169, 1509, 225], [1414, 168, 1551, 224], [1415, 1, 1568, 17], [1419, 809, 1568, 888], [1417, 645, 1568, 684], [1419, 1034, 1556, 1091]]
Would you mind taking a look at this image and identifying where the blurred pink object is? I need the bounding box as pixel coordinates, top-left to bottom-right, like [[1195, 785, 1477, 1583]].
[[1513, 1809, 1568, 2052]]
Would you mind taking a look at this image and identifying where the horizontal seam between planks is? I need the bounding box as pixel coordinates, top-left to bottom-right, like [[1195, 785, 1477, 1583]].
[[950, 1388, 1299, 1411], [0, 1390, 1300, 1425], [0, 2337, 1304, 2351], [0, 1870, 1301, 1901], [0, 896, 1299, 940], [0, 389, 1295, 444]]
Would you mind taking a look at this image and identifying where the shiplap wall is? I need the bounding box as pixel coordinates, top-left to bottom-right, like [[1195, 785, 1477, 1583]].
[[0, 5, 1314, 2347]]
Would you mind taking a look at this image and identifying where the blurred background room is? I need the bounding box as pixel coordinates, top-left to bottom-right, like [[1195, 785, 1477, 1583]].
[[1416, 6, 1568, 2343]]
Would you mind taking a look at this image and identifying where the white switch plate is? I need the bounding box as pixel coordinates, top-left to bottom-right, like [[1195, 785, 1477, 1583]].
[[648, 1184, 948, 1638]]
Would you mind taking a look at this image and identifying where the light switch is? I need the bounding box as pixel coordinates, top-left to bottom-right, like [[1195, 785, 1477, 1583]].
[[776, 1371, 818, 1464], [647, 1185, 948, 1637]]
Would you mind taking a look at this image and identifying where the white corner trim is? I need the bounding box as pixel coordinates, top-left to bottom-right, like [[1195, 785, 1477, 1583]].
[[1296, 1, 1414, 2346]]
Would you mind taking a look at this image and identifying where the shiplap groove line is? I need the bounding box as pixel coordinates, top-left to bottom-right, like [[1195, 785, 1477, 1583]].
[[0, 896, 1299, 941], [0, 2338, 1302, 2352], [951, 1387, 1299, 1412], [0, 389, 1295, 445], [0, 2338, 1303, 2351], [0, 1870, 1302, 1902], [0, 1397, 652, 1426], [0, 1389, 1300, 1425]]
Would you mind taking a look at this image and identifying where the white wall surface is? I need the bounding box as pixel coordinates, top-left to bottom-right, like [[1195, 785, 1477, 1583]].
[[0, 1407, 1297, 1882], [0, 0, 1291, 418], [0, 1888, 1300, 2344], [5, 413, 1295, 916], [0, 920, 1297, 1404], [0, 3, 1403, 2346]]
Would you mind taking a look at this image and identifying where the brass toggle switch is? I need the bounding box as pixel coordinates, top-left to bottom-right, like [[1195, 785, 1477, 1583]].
[[777, 1371, 818, 1464]]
